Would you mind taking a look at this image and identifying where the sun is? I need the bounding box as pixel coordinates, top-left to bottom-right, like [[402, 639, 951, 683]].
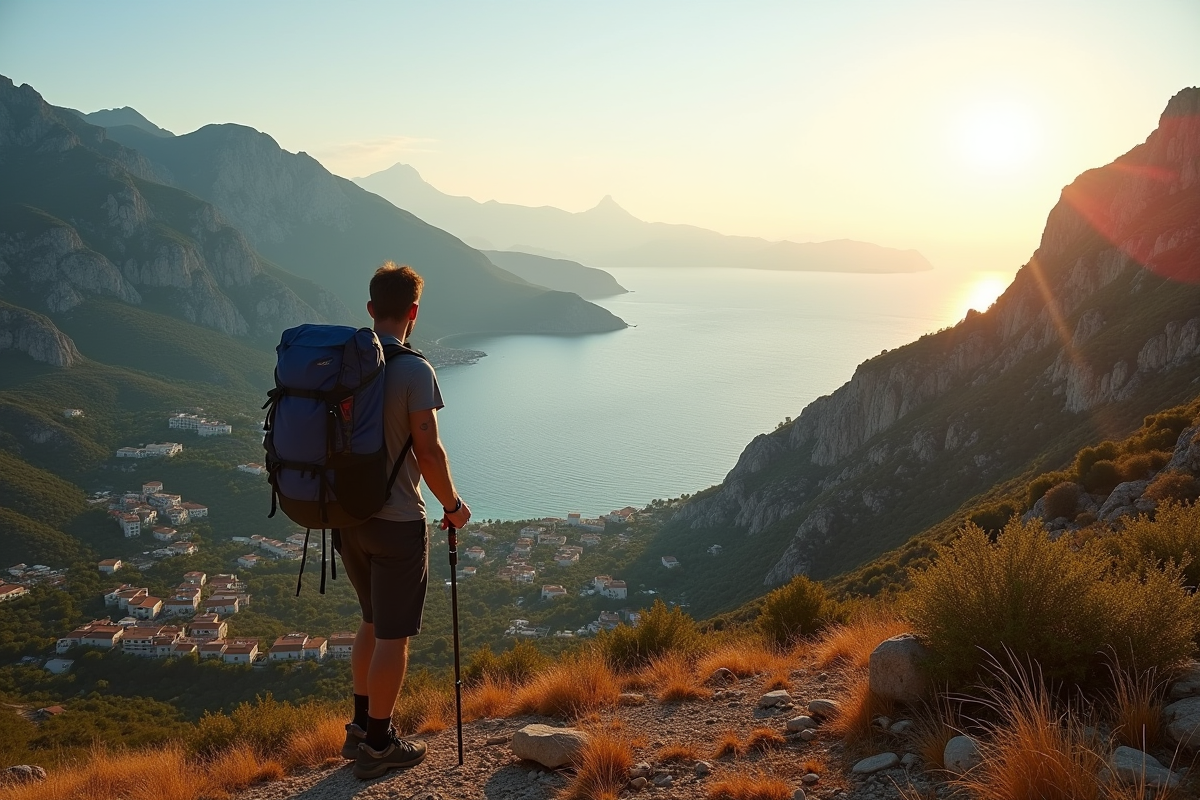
[[959, 273, 1010, 318], [954, 103, 1040, 171]]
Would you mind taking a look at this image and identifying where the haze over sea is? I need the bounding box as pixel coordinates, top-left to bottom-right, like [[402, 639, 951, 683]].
[[429, 266, 1007, 520]]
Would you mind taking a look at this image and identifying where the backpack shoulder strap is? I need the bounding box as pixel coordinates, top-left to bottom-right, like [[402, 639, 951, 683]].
[[380, 341, 428, 495]]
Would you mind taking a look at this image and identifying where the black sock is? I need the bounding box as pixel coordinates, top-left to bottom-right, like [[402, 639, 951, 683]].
[[352, 694, 369, 729], [365, 715, 392, 750]]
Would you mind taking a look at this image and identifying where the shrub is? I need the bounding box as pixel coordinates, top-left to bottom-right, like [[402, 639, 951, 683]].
[[512, 653, 620, 718], [464, 640, 550, 686], [1081, 460, 1120, 495], [828, 673, 895, 746], [744, 727, 786, 751], [968, 502, 1018, 534], [597, 599, 701, 669], [1042, 481, 1080, 518], [656, 743, 699, 763], [190, 694, 329, 757], [1112, 501, 1200, 587], [706, 774, 793, 800], [695, 636, 787, 679], [462, 675, 514, 720], [1026, 471, 1070, 509], [905, 520, 1198, 686], [560, 731, 633, 800], [1116, 450, 1170, 482], [757, 575, 833, 646], [712, 730, 742, 759], [1145, 471, 1200, 504], [812, 612, 910, 672], [1074, 441, 1119, 480]]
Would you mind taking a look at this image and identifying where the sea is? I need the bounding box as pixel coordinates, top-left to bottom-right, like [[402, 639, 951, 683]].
[[427, 267, 1012, 521]]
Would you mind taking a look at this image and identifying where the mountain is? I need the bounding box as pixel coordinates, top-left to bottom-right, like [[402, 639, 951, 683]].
[[63, 105, 176, 138], [355, 163, 933, 274], [482, 249, 627, 299], [631, 87, 1200, 617], [101, 123, 626, 341]]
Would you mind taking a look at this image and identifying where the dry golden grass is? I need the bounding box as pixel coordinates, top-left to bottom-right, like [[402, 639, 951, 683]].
[[909, 693, 958, 772], [281, 714, 346, 769], [812, 613, 908, 672], [625, 652, 711, 704], [203, 748, 285, 797], [656, 743, 699, 764], [705, 773, 793, 800], [1108, 661, 1166, 751], [513, 653, 620, 718], [559, 731, 634, 800], [696, 638, 787, 680], [712, 730, 743, 759], [759, 669, 790, 692], [463, 675, 515, 720], [744, 727, 786, 752], [799, 756, 824, 775], [393, 684, 453, 735], [828, 672, 895, 745]]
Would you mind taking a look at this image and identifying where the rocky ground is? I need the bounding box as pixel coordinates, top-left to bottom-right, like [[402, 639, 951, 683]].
[[236, 653, 953, 800]]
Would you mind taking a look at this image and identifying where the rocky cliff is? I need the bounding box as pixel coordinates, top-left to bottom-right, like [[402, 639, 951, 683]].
[[0, 76, 354, 342], [661, 88, 1200, 612], [0, 302, 79, 367]]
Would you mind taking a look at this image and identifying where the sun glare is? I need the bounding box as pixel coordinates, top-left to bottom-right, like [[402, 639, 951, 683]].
[[959, 273, 1010, 317], [955, 104, 1040, 171]]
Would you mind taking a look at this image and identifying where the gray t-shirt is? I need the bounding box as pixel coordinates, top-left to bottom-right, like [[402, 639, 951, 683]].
[[375, 335, 444, 522]]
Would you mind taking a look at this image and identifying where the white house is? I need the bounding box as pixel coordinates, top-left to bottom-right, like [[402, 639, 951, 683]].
[[464, 546, 485, 562], [168, 414, 202, 430], [519, 526, 546, 537], [119, 514, 141, 538], [153, 527, 179, 542], [163, 596, 198, 616], [189, 616, 227, 641], [142, 481, 164, 496], [269, 633, 309, 661], [205, 596, 240, 615], [580, 533, 602, 546], [180, 502, 208, 518], [144, 442, 184, 457], [62, 408, 84, 418], [328, 632, 355, 659], [303, 637, 327, 661], [237, 463, 266, 476], [198, 421, 232, 436], [131, 596, 163, 620], [661, 556, 680, 569], [707, 544, 723, 555], [200, 640, 228, 659], [540, 584, 568, 600], [0, 584, 29, 602], [566, 513, 582, 526], [601, 580, 628, 600], [165, 507, 190, 526], [222, 639, 259, 664], [607, 507, 637, 524], [238, 554, 261, 569], [168, 542, 198, 557], [98, 559, 122, 575], [182, 571, 206, 586]]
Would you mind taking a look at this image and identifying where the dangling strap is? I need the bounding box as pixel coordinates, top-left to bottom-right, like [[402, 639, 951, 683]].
[[319, 528, 328, 595], [330, 528, 340, 581], [295, 527, 312, 596]]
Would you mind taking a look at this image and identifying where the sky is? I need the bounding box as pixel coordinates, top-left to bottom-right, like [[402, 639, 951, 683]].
[[2, 1, 1197, 274]]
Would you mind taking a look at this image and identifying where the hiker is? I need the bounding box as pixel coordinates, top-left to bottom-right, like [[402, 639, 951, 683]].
[[338, 262, 472, 779]]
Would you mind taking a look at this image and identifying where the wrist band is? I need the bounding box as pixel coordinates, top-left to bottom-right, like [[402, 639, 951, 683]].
[[443, 497, 462, 514]]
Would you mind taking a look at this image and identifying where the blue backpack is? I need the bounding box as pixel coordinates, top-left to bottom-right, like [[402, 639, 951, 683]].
[[262, 324, 424, 593]]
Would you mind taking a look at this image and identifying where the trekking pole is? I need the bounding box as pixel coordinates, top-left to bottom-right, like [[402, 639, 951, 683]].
[[448, 523, 464, 766]]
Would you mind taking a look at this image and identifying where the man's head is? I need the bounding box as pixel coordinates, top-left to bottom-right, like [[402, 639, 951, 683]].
[[367, 262, 424, 340]]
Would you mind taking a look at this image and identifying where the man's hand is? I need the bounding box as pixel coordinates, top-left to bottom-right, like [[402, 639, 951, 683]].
[[441, 499, 471, 530]]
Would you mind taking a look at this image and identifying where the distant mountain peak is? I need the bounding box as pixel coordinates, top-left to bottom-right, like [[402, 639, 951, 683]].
[[75, 106, 174, 137]]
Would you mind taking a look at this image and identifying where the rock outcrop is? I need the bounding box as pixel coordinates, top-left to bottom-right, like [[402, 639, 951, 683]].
[[0, 303, 80, 367]]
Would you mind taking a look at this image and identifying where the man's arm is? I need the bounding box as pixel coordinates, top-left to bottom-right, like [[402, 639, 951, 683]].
[[410, 407, 471, 527]]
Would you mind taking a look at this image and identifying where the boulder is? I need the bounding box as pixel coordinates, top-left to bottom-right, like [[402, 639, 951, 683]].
[[852, 752, 899, 774], [511, 724, 589, 769], [807, 698, 839, 718], [707, 667, 736, 685], [1098, 480, 1150, 522], [1107, 746, 1179, 789], [799, 729, 816, 741], [792, 790, 807, 800], [1164, 696, 1200, 749], [868, 634, 929, 705], [786, 716, 817, 732], [629, 762, 652, 778], [629, 776, 648, 789], [759, 689, 793, 708], [943, 735, 982, 775], [1167, 425, 1200, 473], [1169, 662, 1200, 699], [2, 766, 46, 785], [695, 761, 712, 776]]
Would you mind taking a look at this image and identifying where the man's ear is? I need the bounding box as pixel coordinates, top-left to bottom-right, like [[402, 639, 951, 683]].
[[409, 303, 419, 321], [366, 301, 376, 320]]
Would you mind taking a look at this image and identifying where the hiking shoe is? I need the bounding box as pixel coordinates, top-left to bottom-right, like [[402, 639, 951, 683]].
[[341, 723, 366, 759], [354, 729, 427, 779]]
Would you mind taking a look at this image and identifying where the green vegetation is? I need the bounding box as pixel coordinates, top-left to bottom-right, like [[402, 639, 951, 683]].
[[596, 599, 701, 669], [756, 575, 838, 646]]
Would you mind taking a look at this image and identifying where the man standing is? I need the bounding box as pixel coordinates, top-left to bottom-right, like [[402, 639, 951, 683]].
[[336, 262, 471, 779]]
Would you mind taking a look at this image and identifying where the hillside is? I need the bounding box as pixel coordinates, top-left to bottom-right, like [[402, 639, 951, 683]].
[[631, 87, 1200, 617], [356, 163, 933, 274], [100, 122, 626, 341], [483, 250, 627, 299]]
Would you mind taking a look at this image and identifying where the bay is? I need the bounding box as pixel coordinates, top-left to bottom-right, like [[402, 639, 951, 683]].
[[428, 267, 1009, 520]]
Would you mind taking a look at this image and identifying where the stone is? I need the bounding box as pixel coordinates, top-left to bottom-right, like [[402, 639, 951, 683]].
[[511, 724, 589, 769], [944, 735, 982, 775], [801, 772, 820, 784], [619, 692, 647, 706], [1098, 480, 1151, 522], [630, 762, 653, 778], [759, 689, 793, 708], [3, 766, 46, 785], [707, 667, 737, 685], [1164, 696, 1200, 749], [695, 761, 712, 776], [486, 734, 511, 745], [872, 715, 892, 729], [800, 729, 816, 741], [868, 634, 930, 705], [792, 790, 807, 800], [653, 774, 674, 787], [1169, 662, 1200, 699], [901, 753, 919, 768], [1108, 746, 1179, 789], [889, 719, 913, 735], [629, 776, 648, 789], [1167, 425, 1200, 474], [807, 698, 839, 718], [852, 753, 900, 774], [787, 715, 817, 731]]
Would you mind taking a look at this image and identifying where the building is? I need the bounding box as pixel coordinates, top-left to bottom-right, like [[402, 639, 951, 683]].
[[661, 556, 680, 569], [182, 571, 207, 586], [269, 633, 310, 661], [98, 559, 122, 575], [153, 527, 179, 542], [464, 546, 485, 562], [513, 538, 533, 557], [131, 596, 163, 620], [237, 463, 266, 476], [580, 533, 602, 546], [199, 640, 227, 659], [189, 615, 227, 641], [165, 507, 190, 526], [123, 626, 180, 657], [134, 506, 158, 525], [328, 632, 355, 659], [118, 514, 141, 538], [566, 513, 582, 526], [180, 502, 208, 518], [44, 658, 73, 674], [597, 611, 621, 630], [607, 507, 637, 524], [148, 493, 181, 509], [0, 584, 29, 602], [707, 544, 723, 555], [237, 554, 261, 569], [167, 542, 197, 557], [555, 550, 580, 567], [303, 637, 327, 660], [142, 481, 164, 496], [540, 585, 568, 600], [63, 408, 84, 418], [171, 641, 198, 658], [209, 575, 246, 593], [58, 621, 124, 652], [198, 420, 232, 436], [168, 413, 202, 430], [223, 639, 259, 664], [144, 442, 184, 457], [519, 526, 545, 537], [601, 580, 628, 600], [112, 587, 149, 612], [115, 447, 145, 459], [458, 566, 477, 578], [205, 596, 239, 615], [163, 596, 198, 616]]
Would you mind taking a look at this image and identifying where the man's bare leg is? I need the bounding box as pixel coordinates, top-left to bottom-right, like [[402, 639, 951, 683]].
[[368, 637, 410, 719], [351, 621, 375, 696]]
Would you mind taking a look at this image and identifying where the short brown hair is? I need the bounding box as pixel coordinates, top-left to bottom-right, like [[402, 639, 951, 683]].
[[369, 262, 424, 320]]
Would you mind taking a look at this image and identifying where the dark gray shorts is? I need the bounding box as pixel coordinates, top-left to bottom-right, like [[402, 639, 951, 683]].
[[335, 517, 428, 640]]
